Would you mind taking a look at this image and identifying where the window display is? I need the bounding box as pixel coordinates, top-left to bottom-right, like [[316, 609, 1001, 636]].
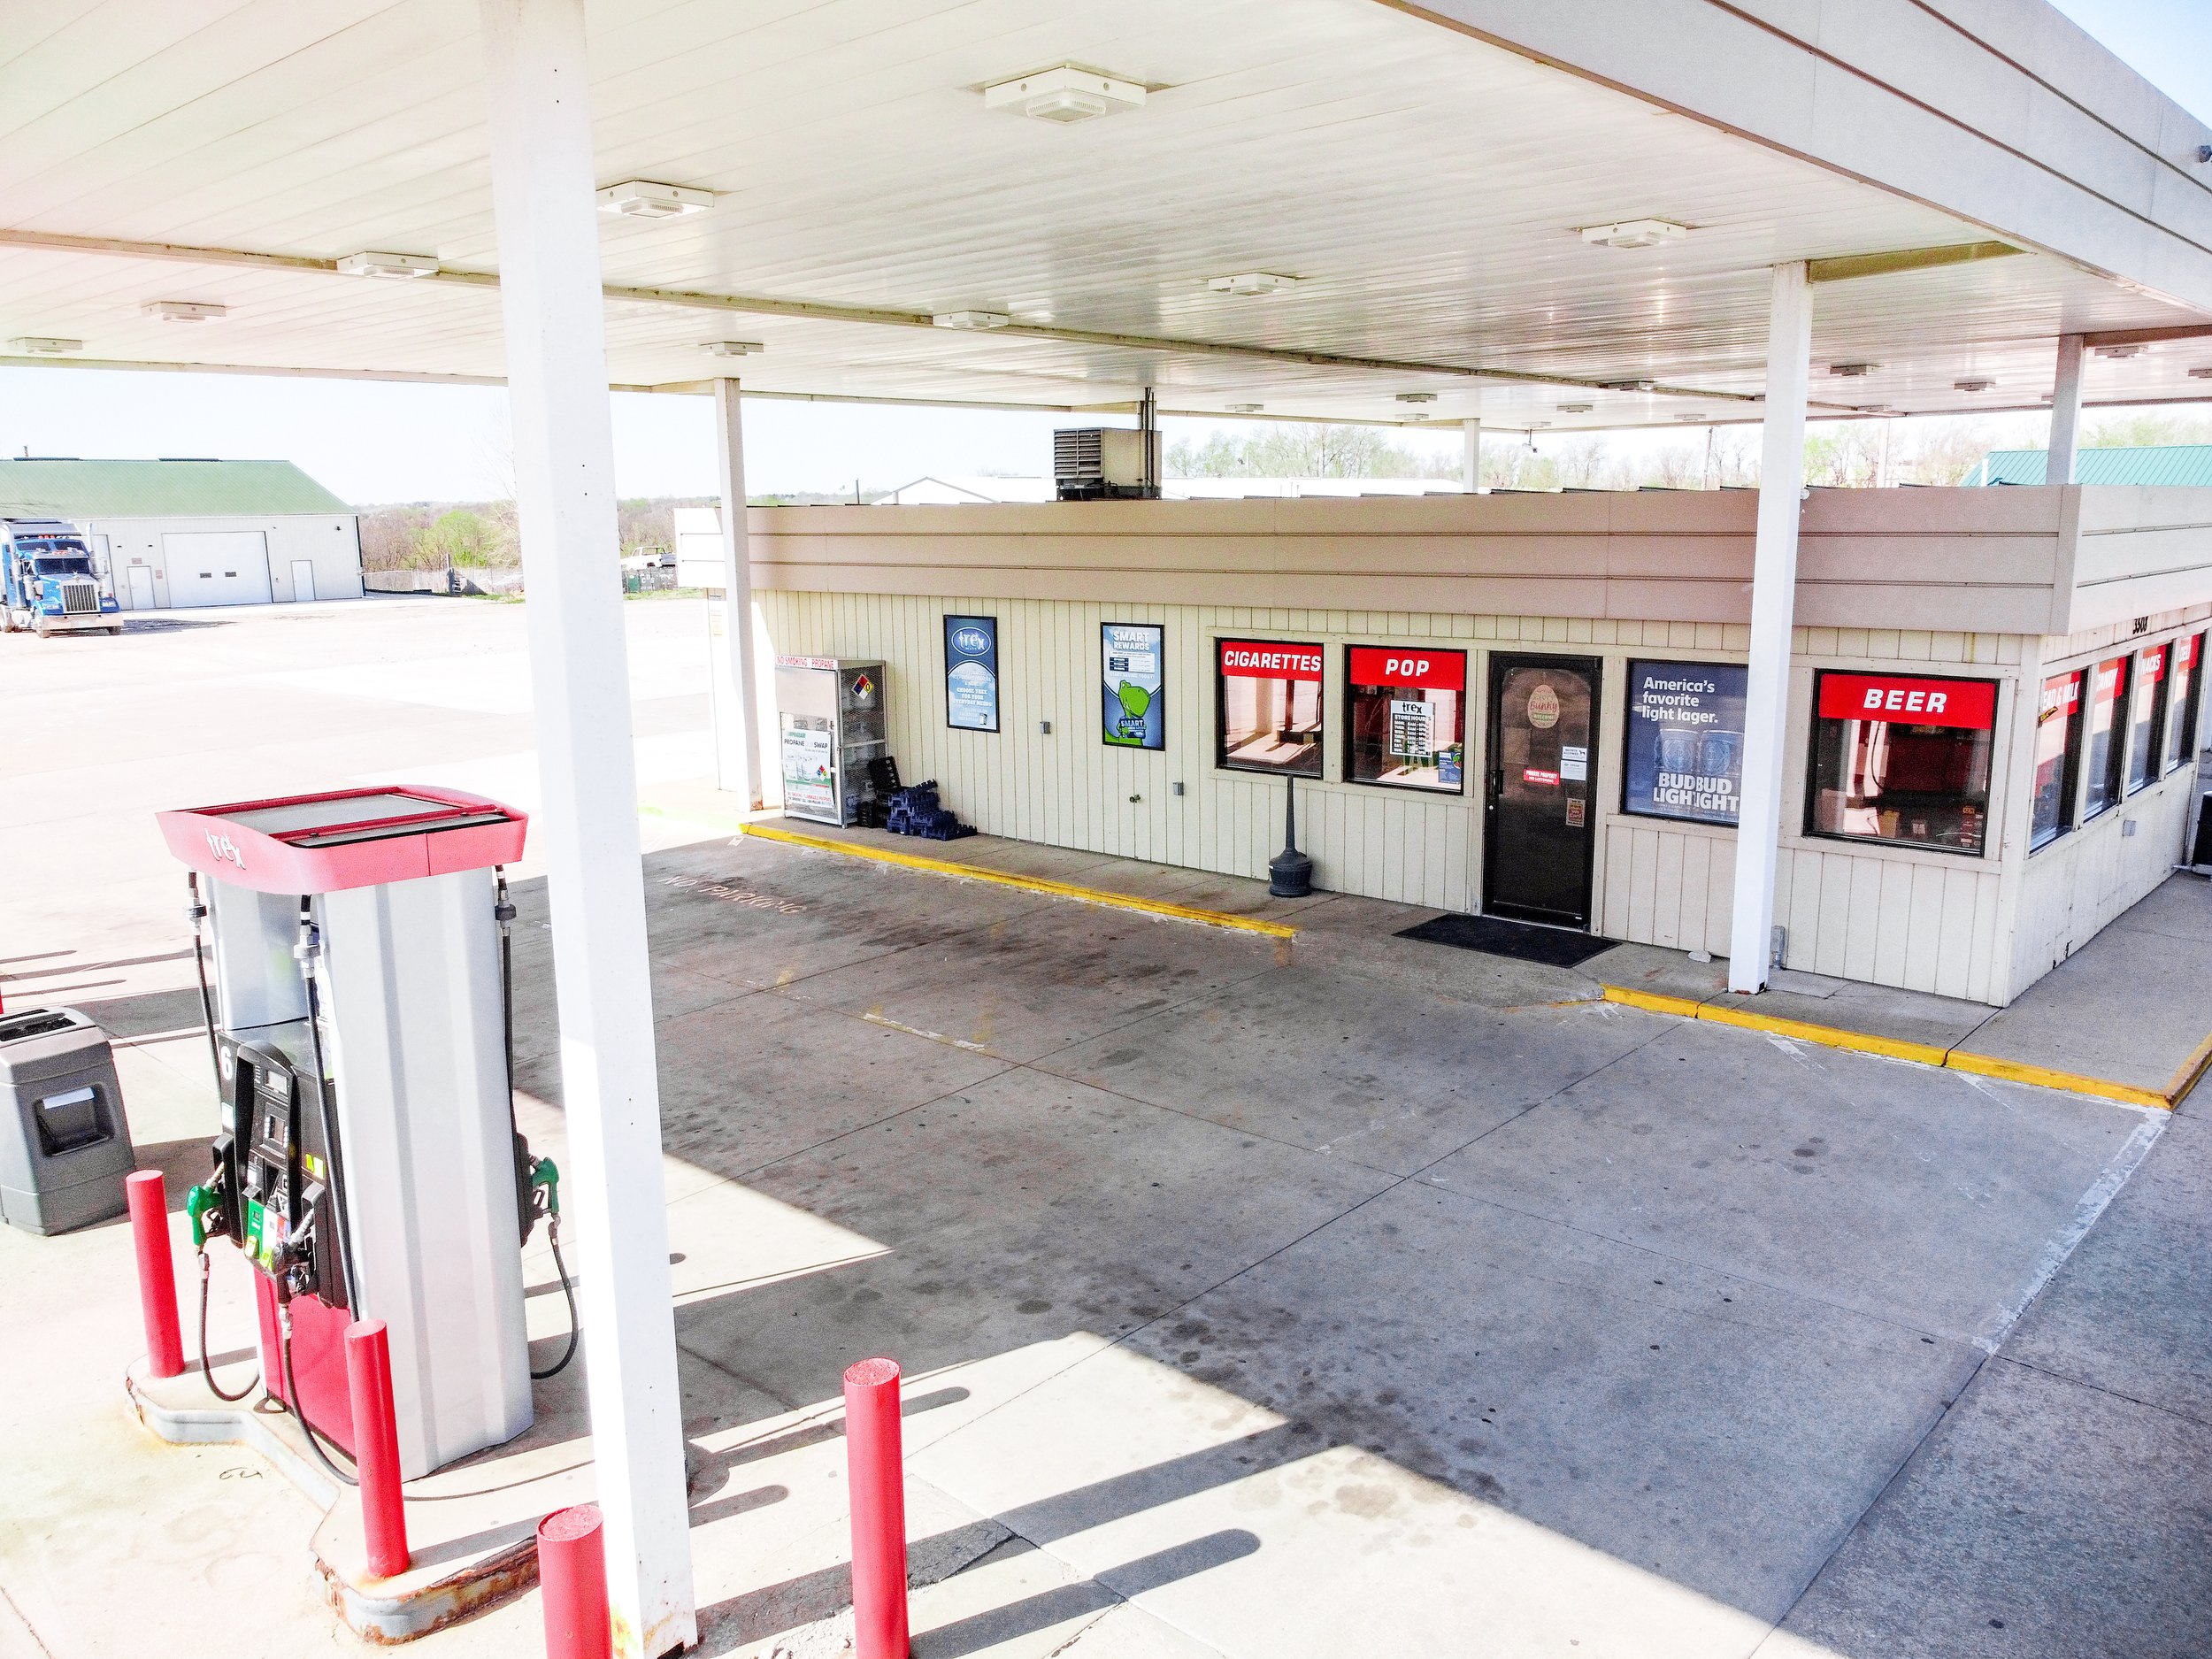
[[1216, 638, 1323, 776], [1345, 646, 1465, 792], [2166, 634, 2204, 774], [1622, 661, 1747, 825], [1101, 622, 1165, 750], [2124, 641, 2169, 795], [2082, 653, 2130, 818], [1806, 672, 1997, 856], [2030, 669, 2084, 850]]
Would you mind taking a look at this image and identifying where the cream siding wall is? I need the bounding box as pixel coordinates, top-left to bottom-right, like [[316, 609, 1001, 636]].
[[94, 513, 364, 608]]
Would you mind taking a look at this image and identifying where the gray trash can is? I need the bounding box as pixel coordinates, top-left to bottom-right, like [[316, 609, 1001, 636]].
[[0, 1007, 135, 1235]]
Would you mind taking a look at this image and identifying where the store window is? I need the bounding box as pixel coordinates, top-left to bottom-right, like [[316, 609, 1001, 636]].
[[1345, 645, 1466, 792], [1806, 672, 1998, 856], [2082, 653, 2131, 818], [1216, 638, 1323, 776], [2166, 634, 2204, 774], [2124, 641, 2170, 795], [2030, 669, 2085, 851]]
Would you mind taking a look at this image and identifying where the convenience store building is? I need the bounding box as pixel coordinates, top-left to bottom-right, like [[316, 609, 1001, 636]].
[[746, 484, 2211, 1007]]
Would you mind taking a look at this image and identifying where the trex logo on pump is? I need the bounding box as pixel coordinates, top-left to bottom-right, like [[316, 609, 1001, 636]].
[[204, 831, 243, 870]]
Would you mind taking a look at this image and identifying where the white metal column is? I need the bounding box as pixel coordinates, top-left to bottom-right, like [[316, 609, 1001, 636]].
[[478, 1, 696, 1652], [1727, 261, 1813, 995], [712, 376, 764, 810], [2048, 333, 2085, 486], [1461, 419, 1482, 492]]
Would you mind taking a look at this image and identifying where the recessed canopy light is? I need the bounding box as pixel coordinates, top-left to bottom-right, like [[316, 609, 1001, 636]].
[[702, 341, 764, 357], [1208, 273, 1299, 297], [9, 336, 82, 355], [1579, 219, 1687, 250], [933, 311, 1012, 330], [596, 180, 717, 219], [144, 301, 226, 323], [1955, 377, 1994, 393], [1557, 403, 1594, 414], [1225, 403, 1264, 413], [1828, 362, 1878, 378], [1395, 392, 1437, 404], [337, 250, 438, 280], [2094, 343, 2144, 360], [983, 65, 1145, 123]]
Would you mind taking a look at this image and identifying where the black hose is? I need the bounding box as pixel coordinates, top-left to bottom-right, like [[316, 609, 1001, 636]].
[[278, 1306, 358, 1489], [530, 1217, 580, 1380], [196, 1253, 260, 1403], [186, 873, 220, 1087], [296, 902, 361, 1312]]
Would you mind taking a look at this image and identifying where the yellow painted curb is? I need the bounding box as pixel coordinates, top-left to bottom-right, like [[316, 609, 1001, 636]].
[[1600, 984, 2179, 1108], [738, 823, 1300, 939]]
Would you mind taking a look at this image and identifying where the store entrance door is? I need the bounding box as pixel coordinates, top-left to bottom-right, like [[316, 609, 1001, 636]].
[[1484, 654, 1601, 928]]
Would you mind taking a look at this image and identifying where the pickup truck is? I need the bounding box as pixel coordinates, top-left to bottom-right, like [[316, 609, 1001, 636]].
[[2, 519, 122, 636]]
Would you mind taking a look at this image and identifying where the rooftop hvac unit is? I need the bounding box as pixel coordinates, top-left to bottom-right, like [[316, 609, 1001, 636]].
[[1054, 428, 1160, 501]]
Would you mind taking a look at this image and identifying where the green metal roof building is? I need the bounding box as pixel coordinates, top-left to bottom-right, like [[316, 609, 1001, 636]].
[[0, 457, 362, 611], [1962, 445, 2212, 487]]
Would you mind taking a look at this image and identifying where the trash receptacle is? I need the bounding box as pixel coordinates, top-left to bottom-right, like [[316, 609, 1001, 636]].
[[0, 1007, 135, 1235]]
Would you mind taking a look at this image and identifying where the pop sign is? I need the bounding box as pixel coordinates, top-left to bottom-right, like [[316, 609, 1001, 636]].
[[1347, 646, 1465, 691], [1816, 672, 1997, 731]]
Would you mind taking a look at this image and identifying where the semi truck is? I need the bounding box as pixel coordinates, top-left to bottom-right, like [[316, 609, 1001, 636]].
[[2, 519, 121, 636]]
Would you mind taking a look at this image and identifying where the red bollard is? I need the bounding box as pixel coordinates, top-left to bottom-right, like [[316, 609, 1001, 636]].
[[844, 1356, 910, 1659], [344, 1320, 410, 1578], [125, 1170, 183, 1379], [539, 1504, 611, 1659]]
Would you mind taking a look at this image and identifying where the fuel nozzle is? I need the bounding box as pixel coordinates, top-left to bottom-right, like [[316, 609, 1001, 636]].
[[185, 1179, 229, 1250]]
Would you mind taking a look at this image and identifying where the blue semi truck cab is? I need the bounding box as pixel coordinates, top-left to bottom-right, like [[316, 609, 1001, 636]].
[[2, 519, 121, 637]]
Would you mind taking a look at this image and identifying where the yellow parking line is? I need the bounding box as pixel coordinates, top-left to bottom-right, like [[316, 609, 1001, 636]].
[[1599, 984, 2181, 1108], [737, 823, 1300, 939]]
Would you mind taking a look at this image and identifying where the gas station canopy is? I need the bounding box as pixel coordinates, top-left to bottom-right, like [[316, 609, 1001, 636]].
[[5, 0, 2212, 431]]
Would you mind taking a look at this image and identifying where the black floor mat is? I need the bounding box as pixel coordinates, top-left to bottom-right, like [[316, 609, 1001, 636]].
[[1396, 912, 1619, 967]]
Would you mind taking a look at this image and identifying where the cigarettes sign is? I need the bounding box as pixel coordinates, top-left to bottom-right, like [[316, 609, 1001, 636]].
[[1816, 673, 1997, 731], [1218, 640, 1324, 680]]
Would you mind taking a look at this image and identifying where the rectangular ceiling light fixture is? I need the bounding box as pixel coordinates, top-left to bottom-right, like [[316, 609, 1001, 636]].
[[1208, 273, 1299, 296], [336, 251, 439, 280], [933, 311, 1012, 330], [1557, 403, 1594, 414], [143, 301, 226, 323], [1395, 392, 1437, 403], [984, 65, 1145, 123], [596, 180, 717, 219], [1828, 362, 1877, 378], [1955, 378, 1994, 393], [1225, 403, 1264, 413], [703, 341, 764, 357], [8, 336, 82, 354], [1579, 219, 1687, 250]]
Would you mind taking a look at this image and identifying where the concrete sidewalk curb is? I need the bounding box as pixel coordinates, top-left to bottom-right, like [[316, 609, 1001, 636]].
[[1601, 986, 2190, 1110], [738, 822, 1302, 939]]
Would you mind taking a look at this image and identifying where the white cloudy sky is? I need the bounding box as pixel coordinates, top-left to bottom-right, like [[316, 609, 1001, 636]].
[[0, 0, 2203, 505]]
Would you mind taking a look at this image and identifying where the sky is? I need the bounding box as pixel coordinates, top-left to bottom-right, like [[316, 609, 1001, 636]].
[[0, 0, 2203, 507]]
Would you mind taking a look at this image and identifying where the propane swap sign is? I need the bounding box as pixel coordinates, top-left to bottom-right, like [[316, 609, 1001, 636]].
[[1624, 660, 1747, 824], [944, 615, 1000, 733], [1102, 622, 1165, 749]]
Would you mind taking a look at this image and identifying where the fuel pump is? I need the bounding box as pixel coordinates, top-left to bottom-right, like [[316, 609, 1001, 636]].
[[160, 787, 574, 1480]]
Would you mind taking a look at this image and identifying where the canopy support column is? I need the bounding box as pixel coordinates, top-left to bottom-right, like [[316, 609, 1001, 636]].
[[1727, 261, 1812, 995], [1461, 419, 1482, 492], [478, 1, 696, 1652], [2048, 333, 2085, 486], [713, 376, 764, 810]]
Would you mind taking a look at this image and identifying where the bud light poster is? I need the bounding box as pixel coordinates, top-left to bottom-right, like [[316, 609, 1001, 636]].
[[1102, 622, 1165, 750], [944, 614, 999, 733], [1624, 660, 1747, 825]]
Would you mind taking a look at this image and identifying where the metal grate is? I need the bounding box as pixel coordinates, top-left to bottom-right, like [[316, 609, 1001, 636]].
[[60, 580, 99, 614], [1053, 427, 1105, 485]]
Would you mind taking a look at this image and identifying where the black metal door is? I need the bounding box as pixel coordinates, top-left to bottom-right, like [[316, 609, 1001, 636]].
[[1484, 654, 1601, 927]]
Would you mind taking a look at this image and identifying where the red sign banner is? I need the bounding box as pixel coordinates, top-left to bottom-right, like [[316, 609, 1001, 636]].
[[1347, 646, 1466, 692], [1218, 639, 1323, 680], [2139, 642, 2167, 684], [1816, 672, 1997, 731]]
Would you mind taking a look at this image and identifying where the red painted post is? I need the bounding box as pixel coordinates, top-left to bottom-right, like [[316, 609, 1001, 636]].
[[125, 1170, 183, 1379], [344, 1320, 410, 1578], [538, 1504, 611, 1659], [844, 1356, 909, 1659]]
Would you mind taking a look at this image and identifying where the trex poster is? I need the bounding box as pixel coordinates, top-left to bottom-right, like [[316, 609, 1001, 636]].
[[1101, 621, 1165, 750]]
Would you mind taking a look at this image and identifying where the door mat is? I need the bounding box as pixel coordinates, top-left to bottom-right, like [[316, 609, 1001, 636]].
[[1396, 912, 1619, 967]]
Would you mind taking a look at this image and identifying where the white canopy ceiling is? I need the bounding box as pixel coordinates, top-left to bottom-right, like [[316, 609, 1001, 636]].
[[4, 0, 2210, 431]]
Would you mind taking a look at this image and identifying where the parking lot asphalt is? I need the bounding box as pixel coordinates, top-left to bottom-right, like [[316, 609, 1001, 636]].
[[2, 597, 2205, 1659]]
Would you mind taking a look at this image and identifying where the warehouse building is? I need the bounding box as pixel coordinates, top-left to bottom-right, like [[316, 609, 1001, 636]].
[[0, 457, 363, 611]]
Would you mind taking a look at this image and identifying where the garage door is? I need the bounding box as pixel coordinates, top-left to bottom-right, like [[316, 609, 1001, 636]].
[[164, 531, 272, 608]]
